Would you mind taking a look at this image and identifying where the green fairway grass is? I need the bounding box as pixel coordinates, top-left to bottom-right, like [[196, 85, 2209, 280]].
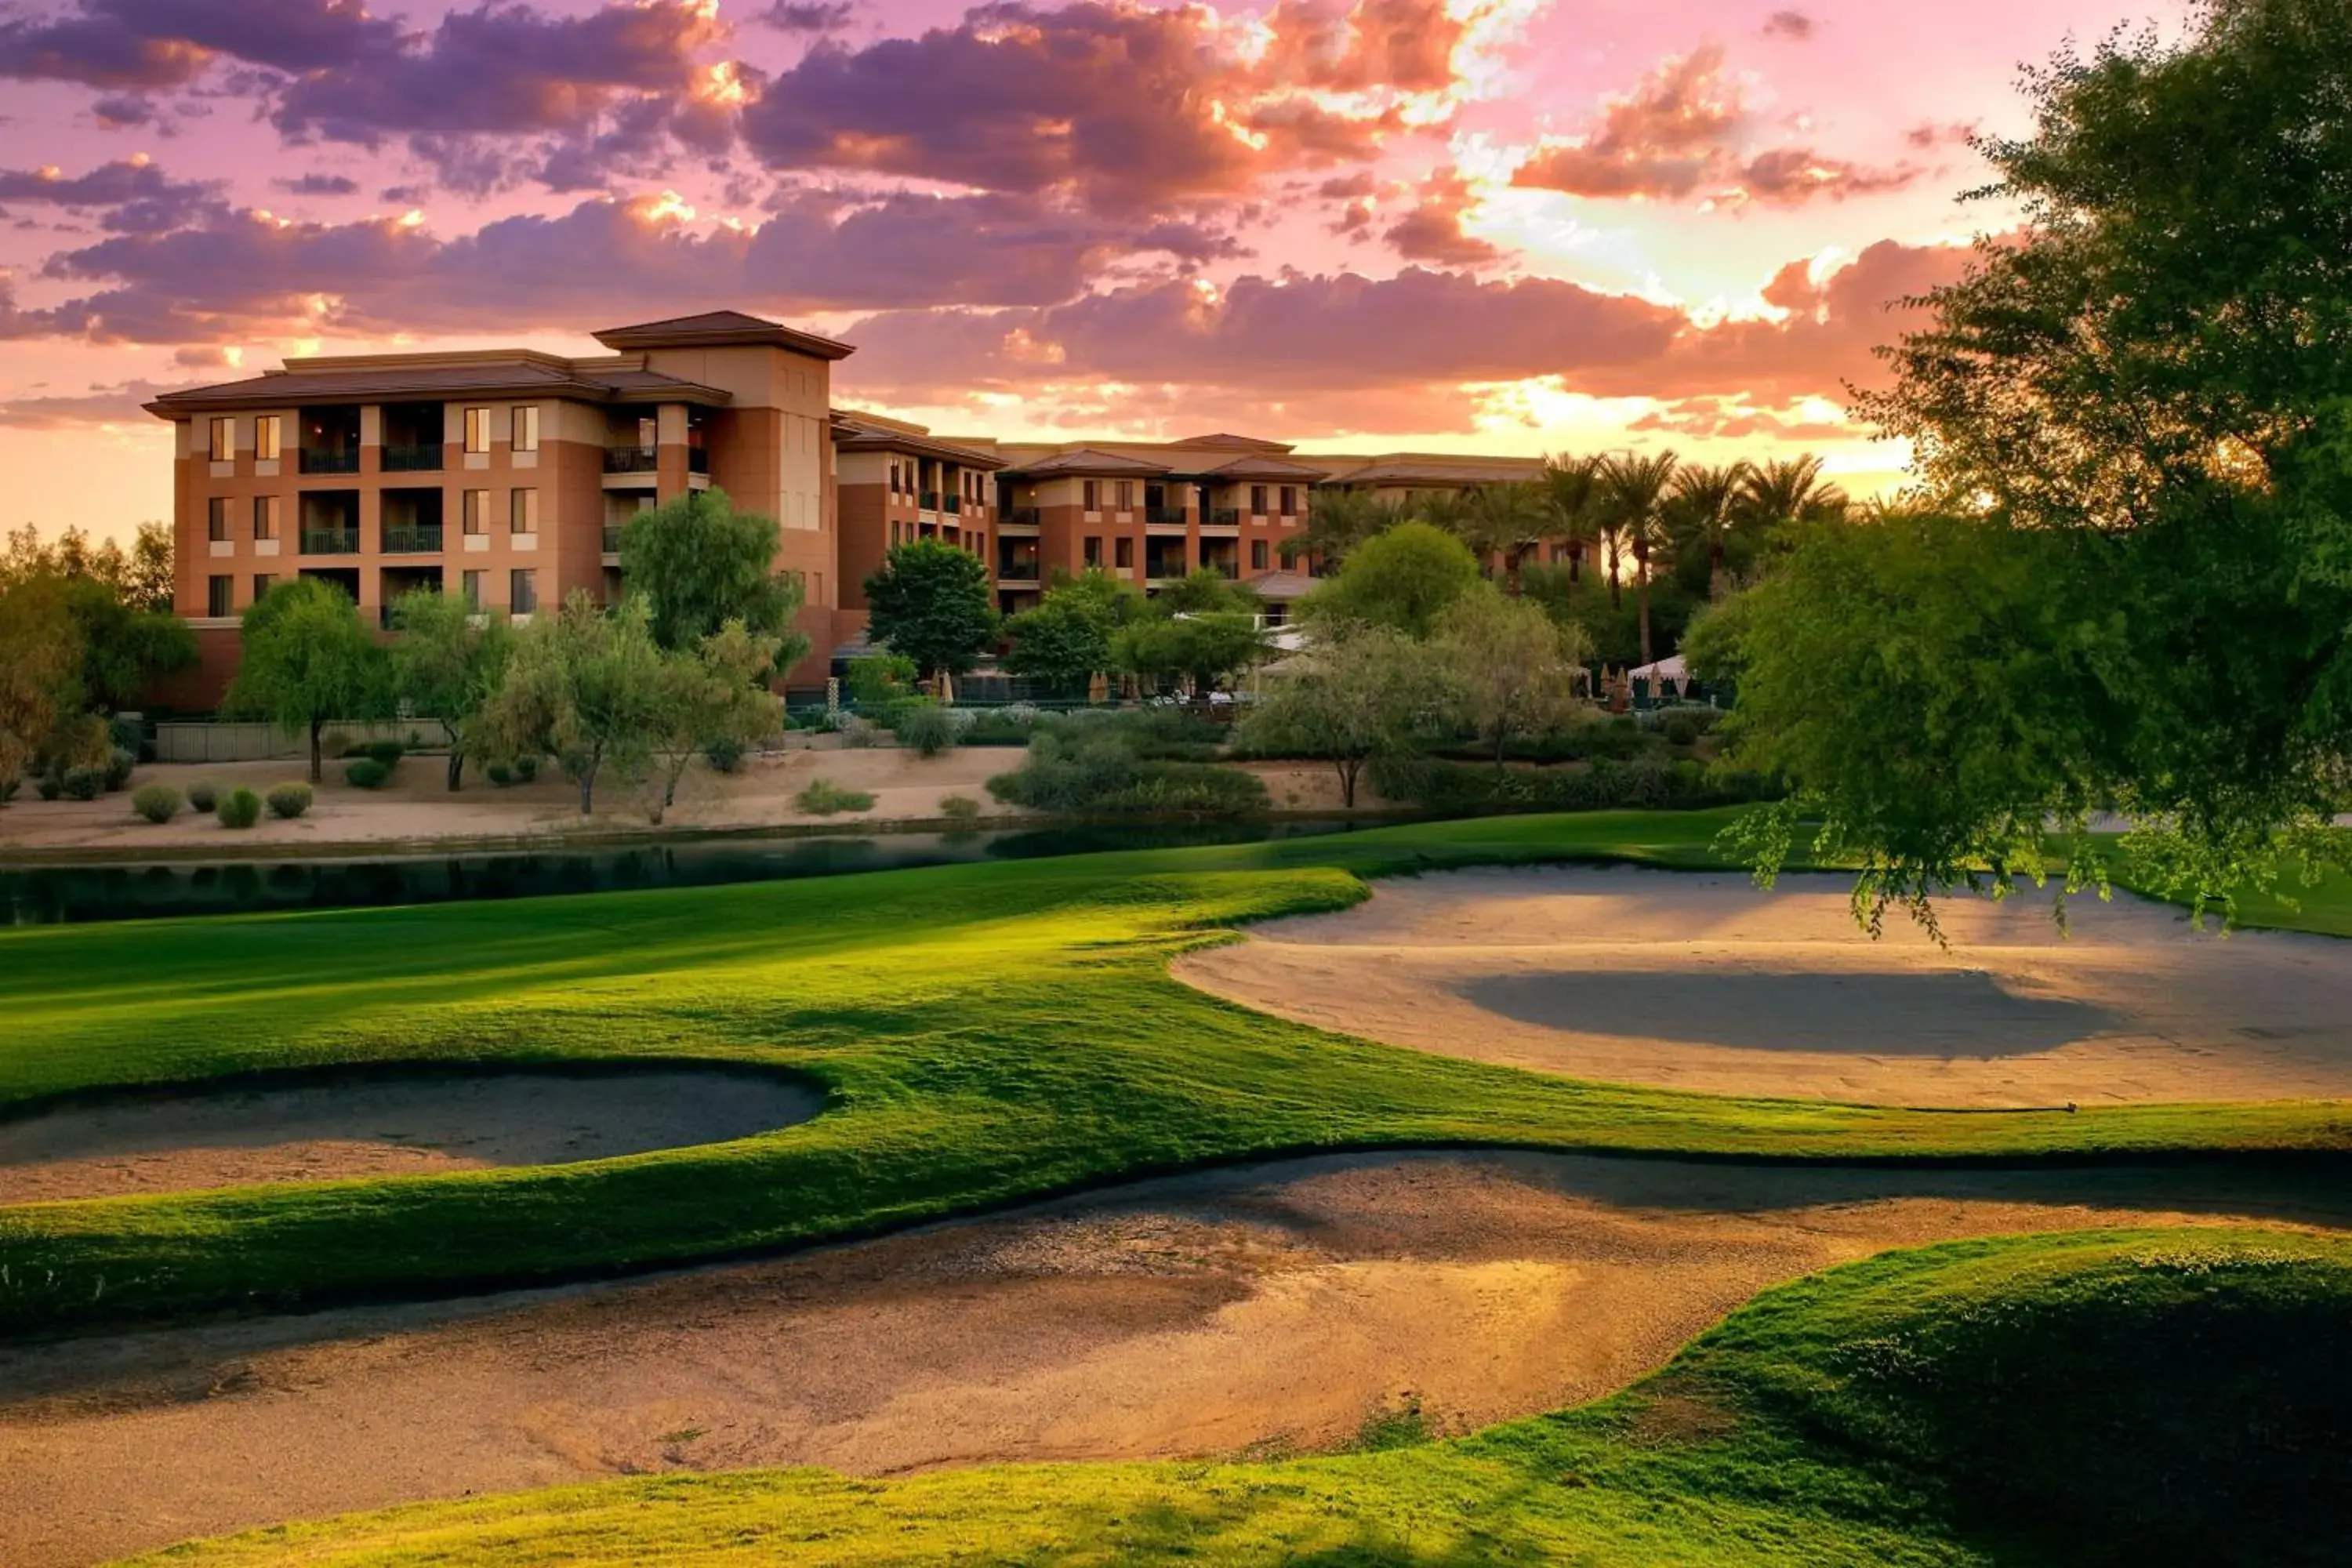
[[3, 809, 2349, 1339], [117, 1225, 2352, 1566]]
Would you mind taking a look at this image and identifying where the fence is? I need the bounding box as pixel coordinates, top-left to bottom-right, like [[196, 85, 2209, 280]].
[[153, 718, 438, 764]]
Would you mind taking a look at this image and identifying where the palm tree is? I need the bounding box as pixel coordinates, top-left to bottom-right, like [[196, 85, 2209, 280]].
[[1452, 481, 1547, 587], [1599, 451, 1679, 666], [1281, 488, 1413, 572], [1666, 460, 1751, 601], [1737, 456, 1849, 556], [1539, 453, 1604, 583]]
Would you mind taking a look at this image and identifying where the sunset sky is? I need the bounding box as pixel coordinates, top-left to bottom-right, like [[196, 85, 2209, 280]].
[[1, 0, 2193, 543]]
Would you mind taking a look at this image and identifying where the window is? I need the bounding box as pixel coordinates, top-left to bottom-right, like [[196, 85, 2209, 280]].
[[1083, 479, 1099, 511], [208, 417, 233, 462], [207, 575, 233, 616], [1115, 481, 1133, 510], [256, 416, 282, 462], [1114, 536, 1134, 568], [1251, 540, 1269, 571], [1250, 485, 1268, 516], [463, 489, 489, 535], [1083, 535, 1103, 567], [510, 405, 539, 452], [207, 496, 230, 542], [510, 488, 537, 534], [252, 574, 274, 600], [510, 568, 539, 614], [252, 495, 280, 540], [1279, 485, 1297, 516], [463, 406, 492, 453], [461, 570, 483, 608]]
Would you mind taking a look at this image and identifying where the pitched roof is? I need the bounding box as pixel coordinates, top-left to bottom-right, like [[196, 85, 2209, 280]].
[[1315, 455, 1547, 487], [593, 310, 855, 360], [832, 415, 1007, 469], [1177, 432, 1296, 452], [1192, 453, 1330, 481], [1247, 569, 1319, 601], [143, 358, 731, 416], [1002, 447, 1173, 477]]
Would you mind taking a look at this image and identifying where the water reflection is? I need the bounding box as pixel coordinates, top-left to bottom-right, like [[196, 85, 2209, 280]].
[[2, 819, 1366, 926]]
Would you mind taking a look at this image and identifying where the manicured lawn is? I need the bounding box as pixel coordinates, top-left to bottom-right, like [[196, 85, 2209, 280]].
[[120, 1226, 2352, 1566], [3, 809, 2348, 1338]]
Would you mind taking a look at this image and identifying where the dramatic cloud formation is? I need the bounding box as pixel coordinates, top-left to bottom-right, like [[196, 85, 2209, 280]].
[[0, 0, 401, 87], [1512, 45, 1918, 206], [1381, 169, 1501, 265], [0, 155, 218, 233]]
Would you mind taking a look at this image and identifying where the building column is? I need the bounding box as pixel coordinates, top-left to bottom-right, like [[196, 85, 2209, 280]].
[[655, 402, 690, 502]]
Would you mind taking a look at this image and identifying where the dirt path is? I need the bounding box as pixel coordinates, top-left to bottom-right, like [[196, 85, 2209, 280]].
[[1176, 865, 2352, 1107], [3, 1149, 2344, 1567], [0, 1069, 822, 1205]]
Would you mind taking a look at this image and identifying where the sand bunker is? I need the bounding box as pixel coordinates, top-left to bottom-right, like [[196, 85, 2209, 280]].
[[0, 1068, 823, 1205], [1174, 866, 2352, 1107], [2, 1149, 2343, 1568]]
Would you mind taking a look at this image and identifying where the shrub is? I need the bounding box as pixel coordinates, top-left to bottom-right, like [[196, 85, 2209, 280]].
[[186, 780, 218, 812], [1364, 753, 1774, 816], [705, 735, 748, 773], [939, 793, 982, 827], [512, 755, 539, 783], [985, 727, 1267, 816], [320, 730, 354, 759], [103, 747, 136, 790], [362, 739, 405, 767], [962, 706, 1043, 746], [35, 775, 61, 801], [344, 758, 390, 789], [266, 782, 314, 819], [216, 787, 263, 829], [797, 779, 876, 815], [838, 715, 878, 749], [486, 762, 514, 787], [892, 702, 960, 758], [61, 767, 103, 800], [131, 783, 181, 823], [107, 715, 143, 756], [0, 776, 18, 804]]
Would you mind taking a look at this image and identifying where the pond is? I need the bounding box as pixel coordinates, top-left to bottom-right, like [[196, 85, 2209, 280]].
[[1, 818, 1374, 926]]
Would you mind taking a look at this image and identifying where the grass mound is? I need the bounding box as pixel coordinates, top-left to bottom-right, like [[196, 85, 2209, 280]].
[[119, 1227, 2352, 1566]]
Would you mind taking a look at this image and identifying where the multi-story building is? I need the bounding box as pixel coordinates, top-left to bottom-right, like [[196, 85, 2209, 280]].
[[148, 309, 1592, 702]]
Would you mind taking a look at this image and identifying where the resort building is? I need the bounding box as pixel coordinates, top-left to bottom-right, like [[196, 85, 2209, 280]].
[[148, 310, 1588, 702]]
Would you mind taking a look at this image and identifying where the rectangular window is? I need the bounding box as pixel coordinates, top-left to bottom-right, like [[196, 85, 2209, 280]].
[[252, 495, 279, 539], [510, 568, 538, 614], [463, 489, 489, 535], [252, 573, 274, 601], [1279, 486, 1297, 516], [1083, 479, 1099, 511], [207, 495, 230, 542], [461, 570, 483, 608], [1083, 535, 1103, 568], [255, 416, 281, 462], [1250, 485, 1268, 516], [1115, 481, 1134, 510], [510, 405, 539, 452], [1251, 540, 1269, 571], [208, 417, 233, 462], [207, 575, 233, 616], [1114, 536, 1134, 568], [510, 488, 537, 534], [463, 406, 492, 453]]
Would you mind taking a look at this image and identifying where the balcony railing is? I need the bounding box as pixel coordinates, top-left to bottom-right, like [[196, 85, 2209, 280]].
[[602, 524, 623, 554], [919, 490, 941, 511], [1008, 506, 1040, 527], [381, 524, 444, 554], [299, 528, 358, 555], [996, 560, 1041, 582], [1145, 505, 1187, 526], [686, 446, 710, 475], [604, 445, 659, 474], [1210, 507, 1240, 527], [382, 443, 443, 472], [942, 494, 961, 514], [299, 448, 359, 475]]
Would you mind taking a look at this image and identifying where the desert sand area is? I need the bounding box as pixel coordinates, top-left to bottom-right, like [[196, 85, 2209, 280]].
[[0, 1069, 823, 1206], [1174, 865, 2352, 1108], [4, 1149, 2346, 1568], [0, 747, 1372, 860]]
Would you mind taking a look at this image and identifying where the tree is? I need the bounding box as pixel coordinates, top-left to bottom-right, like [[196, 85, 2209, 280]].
[[1730, 0, 2352, 923], [226, 579, 388, 782], [1236, 626, 1434, 807], [391, 589, 514, 790], [1152, 567, 1260, 617], [1598, 452, 1679, 665], [1112, 612, 1262, 696], [1432, 586, 1595, 767], [616, 488, 807, 652], [1300, 521, 1482, 637], [1539, 454, 1606, 583], [1279, 490, 1413, 570], [641, 619, 782, 823], [1450, 481, 1548, 584], [1735, 456, 1848, 557], [0, 577, 79, 798], [1667, 461, 1752, 600], [863, 538, 997, 680], [0, 523, 195, 717], [477, 592, 667, 815], [1000, 569, 1144, 694]]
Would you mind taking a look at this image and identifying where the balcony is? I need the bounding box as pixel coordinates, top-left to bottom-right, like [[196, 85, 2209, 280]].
[[1146, 505, 1187, 526], [686, 445, 710, 475], [1210, 507, 1241, 527], [382, 443, 442, 473], [299, 528, 358, 555], [604, 445, 659, 474], [299, 447, 360, 475], [602, 524, 623, 554], [920, 489, 941, 511], [1009, 506, 1041, 527], [997, 562, 1041, 583], [942, 494, 962, 515], [381, 524, 444, 554]]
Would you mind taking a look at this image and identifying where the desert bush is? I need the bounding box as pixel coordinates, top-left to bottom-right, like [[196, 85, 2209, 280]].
[[186, 780, 218, 811], [216, 787, 262, 829], [512, 754, 539, 783], [320, 730, 354, 759], [891, 702, 960, 758], [131, 783, 181, 823], [1366, 754, 1773, 816], [939, 793, 982, 827], [837, 715, 878, 748], [486, 762, 514, 786], [343, 758, 390, 789], [797, 779, 876, 815], [61, 767, 103, 800], [103, 747, 136, 790], [266, 782, 314, 819], [962, 706, 1044, 746], [985, 726, 1266, 816], [362, 739, 405, 767], [704, 735, 747, 773]]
